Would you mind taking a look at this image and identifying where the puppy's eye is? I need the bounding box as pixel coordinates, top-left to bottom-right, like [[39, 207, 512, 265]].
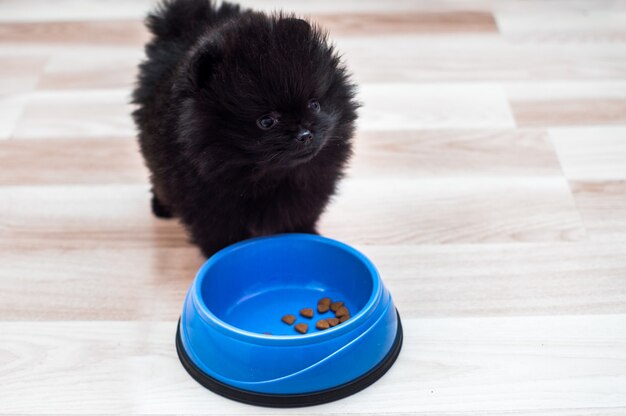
[[308, 100, 321, 113], [257, 114, 278, 130]]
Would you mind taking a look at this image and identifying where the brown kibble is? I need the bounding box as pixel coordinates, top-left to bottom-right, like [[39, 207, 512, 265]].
[[319, 297, 331, 305], [300, 308, 314, 318], [295, 323, 308, 334], [326, 317, 339, 327], [317, 302, 329, 313], [339, 314, 350, 323], [335, 306, 349, 318], [282, 314, 296, 325], [330, 301, 344, 312], [316, 319, 330, 330]]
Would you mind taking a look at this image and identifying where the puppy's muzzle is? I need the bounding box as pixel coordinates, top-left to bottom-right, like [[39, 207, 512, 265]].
[[296, 128, 313, 144]]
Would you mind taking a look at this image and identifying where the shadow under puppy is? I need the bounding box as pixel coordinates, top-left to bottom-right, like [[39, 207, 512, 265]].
[[132, 0, 358, 257]]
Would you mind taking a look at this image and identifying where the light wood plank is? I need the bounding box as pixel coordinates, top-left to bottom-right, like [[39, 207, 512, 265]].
[[0, 0, 495, 23], [320, 177, 586, 244], [9, 29, 626, 92], [2, 242, 625, 321], [0, 0, 154, 22], [339, 35, 527, 83], [505, 81, 626, 100], [1, 317, 625, 413], [358, 84, 515, 130], [0, 20, 149, 47], [0, 247, 201, 320], [339, 35, 626, 83], [37, 49, 142, 90], [11, 89, 136, 139], [0, 55, 48, 94], [495, 4, 626, 38], [311, 11, 498, 35], [0, 12, 498, 43], [511, 99, 626, 127], [0, 94, 28, 140], [0, 185, 189, 250], [550, 127, 626, 180], [0, 129, 563, 185], [506, 81, 626, 127], [349, 129, 563, 178], [0, 138, 147, 185], [361, 242, 626, 318], [0, 178, 586, 251], [571, 181, 626, 242], [1, 0, 626, 414]]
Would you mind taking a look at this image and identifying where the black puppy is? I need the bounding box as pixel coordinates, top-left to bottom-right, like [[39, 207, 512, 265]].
[[132, 0, 358, 257]]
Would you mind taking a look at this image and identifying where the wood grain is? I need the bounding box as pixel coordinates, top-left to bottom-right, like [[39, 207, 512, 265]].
[[550, 127, 626, 180], [0, 129, 563, 185], [0, 20, 149, 46], [0, 0, 496, 23], [1, 0, 626, 414], [0, 247, 201, 320], [0, 178, 586, 251], [495, 4, 626, 39], [506, 81, 626, 127], [37, 49, 142, 90], [0, 55, 48, 94], [349, 129, 563, 178], [510, 99, 626, 127], [11, 90, 136, 139], [339, 35, 626, 83], [0, 138, 146, 185], [358, 84, 515, 130], [571, 181, 626, 242], [319, 177, 586, 245], [311, 11, 498, 35], [1, 317, 625, 414], [0, 94, 28, 140], [2, 242, 625, 321], [362, 242, 626, 318], [0, 185, 189, 250]]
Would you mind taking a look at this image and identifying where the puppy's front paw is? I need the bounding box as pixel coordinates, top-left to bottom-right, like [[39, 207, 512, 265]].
[[151, 195, 174, 219]]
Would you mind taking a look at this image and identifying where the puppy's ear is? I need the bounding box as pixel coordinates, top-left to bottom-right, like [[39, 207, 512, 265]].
[[189, 43, 223, 88], [276, 17, 312, 35]]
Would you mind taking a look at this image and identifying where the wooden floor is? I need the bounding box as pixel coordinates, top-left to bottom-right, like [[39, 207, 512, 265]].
[[1, 0, 626, 414]]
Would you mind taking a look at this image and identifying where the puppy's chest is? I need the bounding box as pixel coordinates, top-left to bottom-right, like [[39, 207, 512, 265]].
[[244, 177, 303, 211], [243, 177, 309, 233]]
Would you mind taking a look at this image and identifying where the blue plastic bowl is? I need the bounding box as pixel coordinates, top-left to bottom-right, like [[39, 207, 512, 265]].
[[176, 234, 402, 407]]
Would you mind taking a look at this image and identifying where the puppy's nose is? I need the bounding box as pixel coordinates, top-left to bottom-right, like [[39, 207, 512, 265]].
[[296, 128, 313, 144]]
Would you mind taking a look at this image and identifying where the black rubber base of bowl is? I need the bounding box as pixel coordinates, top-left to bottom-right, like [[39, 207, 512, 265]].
[[175, 310, 403, 408]]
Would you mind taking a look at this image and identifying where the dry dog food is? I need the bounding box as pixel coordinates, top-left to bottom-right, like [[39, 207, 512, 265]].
[[317, 298, 331, 313], [326, 317, 339, 327], [300, 308, 314, 318], [295, 323, 308, 334], [330, 301, 344, 312], [335, 306, 349, 318], [316, 319, 330, 330], [279, 298, 351, 334]]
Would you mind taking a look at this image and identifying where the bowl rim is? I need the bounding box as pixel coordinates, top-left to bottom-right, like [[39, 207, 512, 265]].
[[188, 233, 383, 345]]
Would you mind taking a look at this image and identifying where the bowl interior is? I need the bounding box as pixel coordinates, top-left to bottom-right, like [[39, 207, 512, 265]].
[[198, 236, 375, 335]]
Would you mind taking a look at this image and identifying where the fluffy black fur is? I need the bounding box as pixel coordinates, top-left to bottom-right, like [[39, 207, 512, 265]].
[[132, 0, 358, 257]]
